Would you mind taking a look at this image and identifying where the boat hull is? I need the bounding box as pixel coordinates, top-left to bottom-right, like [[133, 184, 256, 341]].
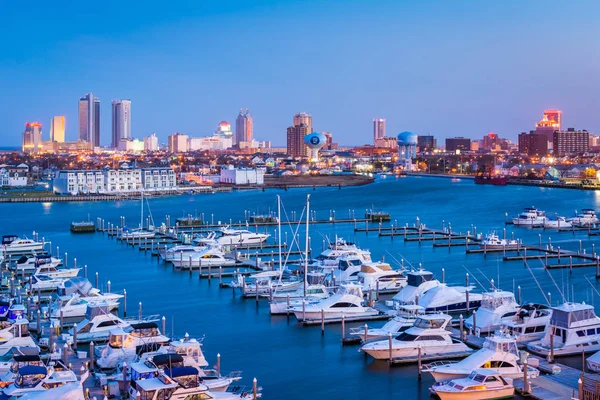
[[527, 341, 600, 357], [293, 308, 378, 322], [435, 387, 514, 400], [363, 343, 469, 360]]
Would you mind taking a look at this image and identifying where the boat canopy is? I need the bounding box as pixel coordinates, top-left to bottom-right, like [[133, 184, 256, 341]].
[[164, 366, 197, 378], [84, 303, 111, 319], [406, 271, 434, 287], [551, 305, 597, 329], [152, 353, 184, 367], [2, 235, 17, 245], [60, 278, 93, 296], [13, 355, 41, 363], [18, 365, 47, 377], [131, 322, 158, 330]]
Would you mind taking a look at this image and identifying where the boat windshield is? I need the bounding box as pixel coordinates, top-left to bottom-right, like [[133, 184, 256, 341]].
[[414, 318, 446, 329], [15, 373, 45, 388]]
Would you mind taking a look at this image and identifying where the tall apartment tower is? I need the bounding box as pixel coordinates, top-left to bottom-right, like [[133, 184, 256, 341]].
[[111, 99, 132, 149], [235, 109, 253, 145], [50, 116, 65, 142], [287, 112, 313, 157], [22, 122, 43, 153], [293, 112, 312, 133], [78, 93, 101, 147], [373, 118, 386, 143]]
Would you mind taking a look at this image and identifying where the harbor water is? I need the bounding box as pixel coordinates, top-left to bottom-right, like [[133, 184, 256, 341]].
[[2, 175, 599, 399]]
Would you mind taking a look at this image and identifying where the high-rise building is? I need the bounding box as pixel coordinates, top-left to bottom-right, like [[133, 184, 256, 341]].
[[235, 109, 253, 145], [553, 128, 589, 156], [293, 112, 312, 133], [287, 124, 311, 157], [111, 99, 132, 149], [417, 135, 436, 152], [445, 137, 471, 152], [144, 133, 159, 152], [168, 133, 188, 153], [535, 109, 562, 145], [373, 118, 386, 143], [518, 131, 548, 156], [50, 116, 65, 142], [22, 122, 43, 153], [78, 93, 100, 147]]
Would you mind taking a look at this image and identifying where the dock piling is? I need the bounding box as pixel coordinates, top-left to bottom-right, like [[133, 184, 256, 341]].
[[459, 315, 464, 340], [388, 333, 393, 363], [162, 316, 166, 334], [138, 302, 142, 320], [518, 286, 521, 304], [123, 289, 127, 317], [417, 346, 422, 380], [89, 342, 95, 373], [321, 309, 325, 335], [95, 272, 99, 288], [107, 281, 111, 293]]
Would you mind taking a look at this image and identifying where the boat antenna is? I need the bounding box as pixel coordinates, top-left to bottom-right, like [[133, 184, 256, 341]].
[[524, 260, 550, 305], [304, 194, 310, 298], [384, 250, 408, 270], [462, 265, 486, 291], [584, 276, 600, 298], [540, 259, 567, 304], [476, 268, 492, 287]]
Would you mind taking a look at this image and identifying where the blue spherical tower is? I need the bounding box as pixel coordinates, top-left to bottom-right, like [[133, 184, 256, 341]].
[[304, 132, 327, 162], [397, 131, 418, 171]]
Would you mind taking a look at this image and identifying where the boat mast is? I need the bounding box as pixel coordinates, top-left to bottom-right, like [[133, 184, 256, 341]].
[[277, 195, 282, 276], [304, 194, 310, 297], [140, 191, 144, 229]]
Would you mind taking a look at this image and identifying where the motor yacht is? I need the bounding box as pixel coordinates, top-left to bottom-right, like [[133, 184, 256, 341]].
[[17, 381, 85, 400], [170, 247, 238, 270], [586, 350, 600, 372], [424, 334, 539, 382], [392, 269, 441, 305], [120, 228, 156, 240], [478, 233, 520, 250], [269, 284, 331, 315], [417, 284, 482, 313], [349, 305, 424, 342], [29, 275, 67, 292], [95, 323, 170, 370], [2, 363, 77, 398], [570, 209, 599, 227], [0, 319, 38, 357], [240, 271, 302, 298], [214, 227, 269, 246], [430, 369, 515, 400], [31, 264, 79, 279], [9, 255, 63, 274], [357, 262, 406, 294], [161, 244, 215, 263], [292, 283, 378, 322], [543, 215, 573, 230], [328, 255, 366, 283], [503, 303, 551, 344], [0, 354, 43, 387], [313, 243, 372, 270], [48, 292, 121, 321], [527, 302, 600, 356], [1, 236, 44, 254], [465, 290, 520, 333], [361, 314, 471, 360], [512, 207, 546, 227]]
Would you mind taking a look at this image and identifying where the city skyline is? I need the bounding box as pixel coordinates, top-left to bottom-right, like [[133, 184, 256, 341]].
[[2, 1, 599, 146]]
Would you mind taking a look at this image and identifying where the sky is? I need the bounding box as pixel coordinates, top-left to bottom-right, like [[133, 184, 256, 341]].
[[1, 0, 599, 147]]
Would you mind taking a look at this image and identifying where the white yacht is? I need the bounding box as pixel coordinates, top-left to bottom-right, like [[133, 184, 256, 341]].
[[392, 269, 441, 305], [479, 233, 520, 250], [0, 354, 43, 387], [527, 302, 600, 356], [329, 255, 366, 283], [170, 247, 238, 269], [32, 264, 79, 279], [424, 335, 539, 382], [543, 215, 572, 229], [10, 255, 63, 274], [314, 243, 372, 270], [512, 207, 546, 227], [418, 284, 482, 313], [350, 305, 424, 342], [430, 369, 515, 400], [292, 283, 378, 322], [161, 245, 214, 263], [586, 350, 600, 372], [17, 381, 85, 400], [503, 303, 551, 344], [240, 271, 302, 298], [361, 314, 471, 360], [1, 236, 44, 254], [465, 290, 520, 333], [2, 364, 78, 398], [357, 262, 406, 294], [269, 284, 331, 315], [29, 275, 67, 292], [120, 228, 156, 240], [214, 227, 269, 246], [0, 319, 38, 357], [95, 323, 170, 369], [49, 292, 122, 320], [570, 208, 599, 227], [68, 304, 153, 343]]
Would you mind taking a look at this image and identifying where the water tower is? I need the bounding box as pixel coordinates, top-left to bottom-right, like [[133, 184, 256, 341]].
[[304, 132, 327, 162], [397, 131, 418, 171]]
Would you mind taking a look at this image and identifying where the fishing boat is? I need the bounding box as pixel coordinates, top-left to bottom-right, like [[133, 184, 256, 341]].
[[313, 241, 372, 269], [1, 236, 44, 254], [2, 364, 78, 398], [465, 290, 520, 333], [0, 319, 39, 356], [418, 284, 482, 313], [17, 380, 85, 400], [170, 247, 238, 270], [292, 283, 379, 322], [0, 354, 43, 388], [502, 303, 551, 344], [511, 207, 546, 227], [32, 264, 80, 279], [543, 215, 572, 230], [161, 244, 216, 263], [240, 271, 302, 298], [424, 335, 539, 382], [527, 302, 600, 356], [357, 262, 406, 294], [478, 233, 520, 250], [327, 255, 366, 283], [9, 255, 63, 274], [392, 269, 441, 305], [360, 314, 471, 360], [570, 209, 599, 227], [29, 275, 68, 292], [214, 227, 269, 246], [349, 305, 424, 342], [430, 369, 515, 400], [269, 284, 331, 315]]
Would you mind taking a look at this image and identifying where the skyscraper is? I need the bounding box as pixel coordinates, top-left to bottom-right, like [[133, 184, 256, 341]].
[[22, 122, 43, 153], [535, 109, 562, 143], [235, 109, 253, 144], [373, 118, 386, 143], [111, 99, 132, 149], [78, 93, 100, 147], [50, 116, 65, 142], [293, 112, 312, 133]]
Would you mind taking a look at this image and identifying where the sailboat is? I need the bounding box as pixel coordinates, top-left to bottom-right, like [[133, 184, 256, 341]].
[[120, 192, 156, 239]]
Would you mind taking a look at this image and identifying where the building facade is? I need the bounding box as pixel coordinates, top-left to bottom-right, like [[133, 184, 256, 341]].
[[168, 133, 189, 153], [518, 131, 548, 156], [78, 93, 100, 147], [286, 124, 310, 157], [373, 118, 386, 143], [293, 112, 312, 132], [235, 109, 253, 145], [220, 166, 265, 185], [22, 122, 43, 154], [553, 128, 589, 156], [417, 135, 436, 152], [445, 137, 471, 152], [111, 99, 132, 149], [144, 133, 159, 151], [0, 164, 28, 186], [50, 116, 65, 142]]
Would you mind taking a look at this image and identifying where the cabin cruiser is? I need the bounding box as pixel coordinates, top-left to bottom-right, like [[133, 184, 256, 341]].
[[512, 207, 546, 227], [9, 255, 63, 274], [586, 350, 600, 372], [214, 227, 269, 246], [1, 236, 44, 254], [269, 284, 331, 315], [465, 290, 520, 332], [2, 363, 77, 398], [29, 275, 67, 292], [418, 284, 482, 313], [119, 227, 156, 240], [424, 335, 539, 382], [392, 269, 441, 305], [361, 314, 471, 360], [350, 305, 424, 342], [527, 302, 600, 356], [503, 303, 551, 344], [48, 293, 121, 320], [170, 247, 238, 269], [357, 262, 406, 294], [239, 271, 302, 298], [328, 255, 365, 283], [430, 369, 515, 400], [32, 264, 78, 279], [0, 354, 43, 386], [478, 233, 520, 250], [17, 381, 85, 400], [292, 283, 378, 322], [313, 244, 372, 270], [68, 304, 153, 343], [0, 319, 38, 357], [161, 244, 217, 263], [571, 209, 599, 227], [543, 216, 572, 230]]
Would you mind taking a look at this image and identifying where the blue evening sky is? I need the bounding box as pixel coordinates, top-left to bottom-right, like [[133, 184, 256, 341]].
[[1, 0, 599, 147]]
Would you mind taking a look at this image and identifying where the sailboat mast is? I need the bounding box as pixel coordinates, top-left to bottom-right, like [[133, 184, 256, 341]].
[[277, 195, 282, 275], [140, 191, 144, 229], [304, 194, 310, 297]]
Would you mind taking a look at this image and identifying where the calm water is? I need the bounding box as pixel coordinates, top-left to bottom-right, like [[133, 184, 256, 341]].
[[2, 176, 600, 399]]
